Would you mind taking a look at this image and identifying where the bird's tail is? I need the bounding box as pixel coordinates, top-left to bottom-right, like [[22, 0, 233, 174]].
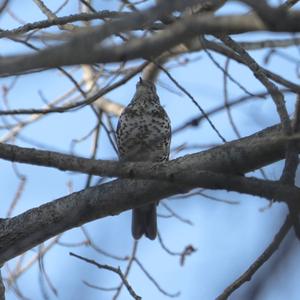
[[132, 203, 157, 240]]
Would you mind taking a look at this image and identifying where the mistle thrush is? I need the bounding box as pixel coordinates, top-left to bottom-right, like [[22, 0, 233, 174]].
[[116, 78, 171, 240]]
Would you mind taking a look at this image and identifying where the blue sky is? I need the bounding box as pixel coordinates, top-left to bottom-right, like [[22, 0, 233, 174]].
[[1, 1, 300, 300]]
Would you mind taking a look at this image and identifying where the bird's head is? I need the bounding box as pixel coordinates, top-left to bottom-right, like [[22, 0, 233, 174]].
[[135, 77, 157, 96]]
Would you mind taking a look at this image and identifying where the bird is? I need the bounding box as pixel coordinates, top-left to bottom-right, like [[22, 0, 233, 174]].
[[116, 78, 171, 240]]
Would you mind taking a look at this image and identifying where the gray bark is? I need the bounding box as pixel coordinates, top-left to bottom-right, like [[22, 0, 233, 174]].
[[0, 123, 297, 264]]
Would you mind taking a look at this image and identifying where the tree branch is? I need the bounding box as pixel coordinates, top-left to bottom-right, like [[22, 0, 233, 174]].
[[0, 123, 294, 181], [216, 215, 292, 300], [1, 10, 300, 76], [1, 123, 300, 264], [70, 252, 141, 300]]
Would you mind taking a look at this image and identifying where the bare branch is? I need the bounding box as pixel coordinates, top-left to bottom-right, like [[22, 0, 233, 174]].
[[216, 216, 292, 300], [134, 257, 180, 297], [2, 10, 300, 76], [70, 252, 141, 300], [2, 124, 300, 264]]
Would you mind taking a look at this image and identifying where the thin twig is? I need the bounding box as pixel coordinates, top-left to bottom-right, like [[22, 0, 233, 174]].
[[70, 252, 141, 300], [0, 62, 147, 116], [217, 35, 292, 134], [161, 202, 194, 225], [223, 58, 242, 138], [134, 257, 180, 298], [112, 241, 138, 300], [216, 216, 292, 300], [156, 63, 227, 143]]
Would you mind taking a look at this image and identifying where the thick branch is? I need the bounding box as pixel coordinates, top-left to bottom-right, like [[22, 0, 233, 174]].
[[1, 10, 300, 76], [0, 123, 299, 264], [0, 123, 293, 180], [0, 169, 299, 265]]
